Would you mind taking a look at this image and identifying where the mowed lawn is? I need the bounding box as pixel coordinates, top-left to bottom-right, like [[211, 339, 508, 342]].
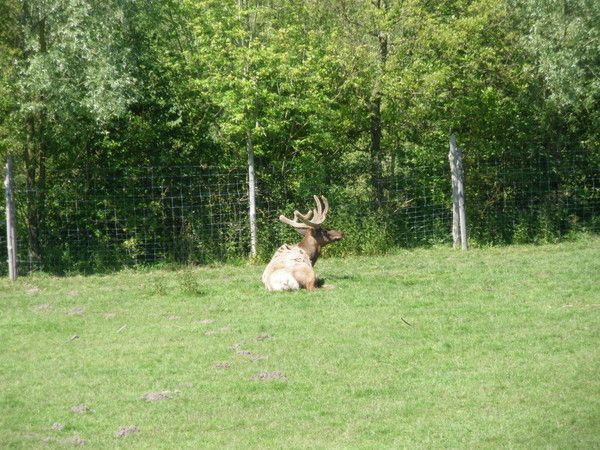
[[1, 237, 599, 448]]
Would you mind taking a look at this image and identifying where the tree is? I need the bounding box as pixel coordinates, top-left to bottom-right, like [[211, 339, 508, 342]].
[[520, 0, 600, 156], [2, 0, 135, 263]]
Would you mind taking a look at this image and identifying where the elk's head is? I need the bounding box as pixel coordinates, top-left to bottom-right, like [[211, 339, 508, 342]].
[[279, 195, 343, 247]]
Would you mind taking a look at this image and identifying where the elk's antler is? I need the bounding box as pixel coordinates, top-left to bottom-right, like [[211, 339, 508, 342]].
[[279, 195, 329, 229]]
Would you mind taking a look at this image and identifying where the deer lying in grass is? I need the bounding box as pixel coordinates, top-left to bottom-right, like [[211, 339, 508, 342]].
[[262, 195, 343, 291]]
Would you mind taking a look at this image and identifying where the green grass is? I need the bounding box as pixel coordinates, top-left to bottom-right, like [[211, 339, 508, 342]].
[[1, 236, 599, 448]]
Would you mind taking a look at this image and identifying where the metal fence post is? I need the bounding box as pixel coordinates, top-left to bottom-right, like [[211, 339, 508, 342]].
[[5, 156, 17, 280], [449, 134, 468, 250]]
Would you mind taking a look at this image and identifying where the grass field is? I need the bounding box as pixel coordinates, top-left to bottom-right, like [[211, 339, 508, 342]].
[[1, 236, 599, 448]]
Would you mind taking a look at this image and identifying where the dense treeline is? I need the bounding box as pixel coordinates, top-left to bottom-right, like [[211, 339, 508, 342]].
[[0, 0, 598, 271]]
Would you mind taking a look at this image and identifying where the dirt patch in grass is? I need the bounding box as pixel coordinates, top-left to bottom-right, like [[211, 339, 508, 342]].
[[197, 319, 214, 325], [115, 426, 139, 438], [70, 404, 89, 413], [251, 371, 287, 381], [232, 342, 267, 359], [142, 390, 173, 402], [64, 436, 86, 446], [68, 307, 85, 316], [236, 350, 267, 361], [256, 334, 271, 341], [214, 362, 231, 369], [25, 286, 41, 295], [103, 312, 116, 319], [34, 303, 51, 311], [51, 423, 65, 431], [167, 315, 180, 321], [204, 327, 230, 336]]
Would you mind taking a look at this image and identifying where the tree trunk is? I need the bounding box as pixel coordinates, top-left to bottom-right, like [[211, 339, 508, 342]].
[[369, 30, 388, 206], [449, 134, 467, 250], [24, 15, 48, 267], [370, 80, 383, 205]]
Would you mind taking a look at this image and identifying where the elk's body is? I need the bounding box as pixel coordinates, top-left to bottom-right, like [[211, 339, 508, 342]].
[[261, 244, 314, 291], [262, 196, 343, 291]]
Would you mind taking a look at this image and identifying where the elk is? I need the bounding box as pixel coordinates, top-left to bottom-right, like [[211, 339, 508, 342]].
[[262, 195, 343, 291]]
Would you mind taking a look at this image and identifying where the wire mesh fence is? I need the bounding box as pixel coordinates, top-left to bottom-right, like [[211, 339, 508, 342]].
[[8, 166, 250, 274], [1, 157, 598, 276], [466, 160, 599, 244]]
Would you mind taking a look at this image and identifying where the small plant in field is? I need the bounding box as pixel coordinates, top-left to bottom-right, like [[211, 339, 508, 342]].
[[179, 269, 206, 296]]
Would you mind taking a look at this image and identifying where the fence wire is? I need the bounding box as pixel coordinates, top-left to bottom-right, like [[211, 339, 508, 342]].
[[1, 159, 598, 275], [466, 161, 599, 243], [9, 166, 249, 274]]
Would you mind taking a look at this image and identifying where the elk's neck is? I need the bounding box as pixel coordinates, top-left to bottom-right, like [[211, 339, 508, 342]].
[[298, 233, 321, 266]]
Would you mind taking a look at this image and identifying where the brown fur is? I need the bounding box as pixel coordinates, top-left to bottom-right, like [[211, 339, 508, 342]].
[[297, 228, 343, 266], [292, 265, 317, 290], [285, 227, 343, 290]]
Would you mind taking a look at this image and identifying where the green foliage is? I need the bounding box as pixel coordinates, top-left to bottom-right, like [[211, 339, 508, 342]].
[[0, 0, 598, 273], [326, 209, 394, 256], [521, 0, 600, 111]]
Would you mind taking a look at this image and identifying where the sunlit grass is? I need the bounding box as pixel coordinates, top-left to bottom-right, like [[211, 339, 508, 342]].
[[1, 236, 599, 448]]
